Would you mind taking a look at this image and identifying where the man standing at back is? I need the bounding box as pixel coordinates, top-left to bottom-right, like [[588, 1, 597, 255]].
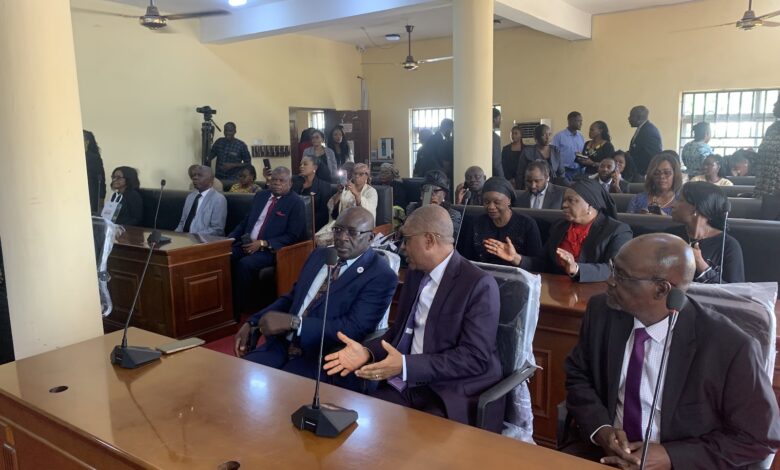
[[552, 111, 585, 181], [228, 167, 306, 320], [492, 108, 504, 178], [324, 205, 505, 432], [208, 121, 251, 188], [564, 233, 780, 468], [627, 106, 663, 177], [175, 165, 227, 236]]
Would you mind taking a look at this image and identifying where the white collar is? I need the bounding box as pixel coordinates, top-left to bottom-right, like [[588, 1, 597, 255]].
[[633, 317, 673, 344], [199, 187, 213, 197], [427, 250, 455, 287], [533, 184, 549, 197]]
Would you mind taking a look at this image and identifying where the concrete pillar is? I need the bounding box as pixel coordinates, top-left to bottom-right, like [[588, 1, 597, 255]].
[[0, 0, 103, 359], [452, 0, 494, 183]]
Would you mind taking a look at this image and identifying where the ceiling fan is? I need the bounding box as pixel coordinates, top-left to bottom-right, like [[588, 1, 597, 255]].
[[362, 25, 452, 71], [72, 0, 228, 31], [692, 0, 779, 31]]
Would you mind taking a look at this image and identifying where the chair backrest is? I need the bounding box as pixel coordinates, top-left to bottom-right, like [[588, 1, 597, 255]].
[[627, 182, 754, 198], [686, 282, 777, 379], [471, 261, 541, 376], [726, 176, 755, 186], [374, 184, 393, 226], [91, 216, 118, 317], [401, 177, 424, 207], [373, 249, 401, 331], [139, 188, 189, 230], [300, 193, 315, 240], [223, 192, 255, 235]]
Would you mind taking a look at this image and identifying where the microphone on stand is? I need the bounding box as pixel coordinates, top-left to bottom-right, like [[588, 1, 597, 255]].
[[638, 288, 687, 470], [147, 179, 171, 245], [453, 190, 471, 250], [291, 247, 358, 437], [110, 235, 162, 369]]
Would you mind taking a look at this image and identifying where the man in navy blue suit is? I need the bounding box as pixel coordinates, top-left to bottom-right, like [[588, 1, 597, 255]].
[[228, 167, 306, 319], [628, 105, 663, 177], [324, 205, 505, 432], [233, 207, 398, 389]]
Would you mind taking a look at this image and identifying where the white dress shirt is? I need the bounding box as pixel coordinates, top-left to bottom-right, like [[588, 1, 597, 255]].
[[194, 187, 213, 217], [250, 194, 279, 240], [591, 316, 675, 444], [288, 255, 360, 337], [401, 250, 454, 381]]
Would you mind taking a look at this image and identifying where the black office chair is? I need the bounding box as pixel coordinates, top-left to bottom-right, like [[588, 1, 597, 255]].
[[471, 262, 541, 437]]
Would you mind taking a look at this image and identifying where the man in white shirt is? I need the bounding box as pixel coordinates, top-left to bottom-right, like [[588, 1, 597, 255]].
[[324, 205, 505, 431], [563, 234, 780, 469], [175, 165, 227, 236]]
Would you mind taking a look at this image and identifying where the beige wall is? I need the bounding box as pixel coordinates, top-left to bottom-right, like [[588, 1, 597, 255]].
[[362, 0, 780, 179], [72, 0, 361, 190]]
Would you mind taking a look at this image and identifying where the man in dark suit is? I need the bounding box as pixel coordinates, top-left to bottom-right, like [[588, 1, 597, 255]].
[[515, 160, 564, 209], [628, 105, 663, 176], [564, 234, 780, 469], [592, 158, 630, 194], [233, 207, 397, 388], [325, 205, 504, 432], [228, 167, 306, 319]]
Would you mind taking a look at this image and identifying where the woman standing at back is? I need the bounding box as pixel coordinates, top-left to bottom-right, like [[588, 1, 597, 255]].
[[327, 125, 352, 168]]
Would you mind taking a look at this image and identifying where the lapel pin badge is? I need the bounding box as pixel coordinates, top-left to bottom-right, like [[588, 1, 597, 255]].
[[357, 267, 364, 274]]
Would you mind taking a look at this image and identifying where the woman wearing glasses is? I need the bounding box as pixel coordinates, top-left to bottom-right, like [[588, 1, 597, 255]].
[[108, 166, 143, 226], [468, 177, 543, 266], [485, 179, 631, 282], [627, 151, 683, 215], [316, 163, 378, 245], [405, 170, 462, 237], [671, 181, 744, 283]]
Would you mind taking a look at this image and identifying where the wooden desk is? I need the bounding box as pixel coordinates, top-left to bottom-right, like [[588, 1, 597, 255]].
[[0, 329, 607, 469], [106, 227, 235, 342]]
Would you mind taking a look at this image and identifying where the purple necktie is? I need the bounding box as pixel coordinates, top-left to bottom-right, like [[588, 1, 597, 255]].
[[623, 327, 651, 442], [387, 274, 431, 392]]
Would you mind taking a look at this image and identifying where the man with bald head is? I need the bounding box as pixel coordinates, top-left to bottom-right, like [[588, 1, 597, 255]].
[[234, 207, 397, 386], [564, 234, 780, 469], [627, 105, 662, 176], [324, 205, 505, 431], [175, 165, 227, 236]]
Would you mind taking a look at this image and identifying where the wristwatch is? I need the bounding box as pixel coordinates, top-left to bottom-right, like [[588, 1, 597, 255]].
[[290, 315, 301, 331]]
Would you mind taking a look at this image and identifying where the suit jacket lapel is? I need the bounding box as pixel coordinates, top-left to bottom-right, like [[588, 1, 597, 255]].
[[660, 301, 697, 438], [607, 310, 634, 419], [422, 252, 462, 353], [306, 249, 376, 312], [579, 214, 606, 262]]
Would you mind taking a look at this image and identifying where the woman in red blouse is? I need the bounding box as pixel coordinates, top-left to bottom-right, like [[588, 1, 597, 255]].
[[488, 179, 632, 282]]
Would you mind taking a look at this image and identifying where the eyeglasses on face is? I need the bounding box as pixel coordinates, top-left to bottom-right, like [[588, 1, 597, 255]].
[[608, 259, 670, 285], [332, 226, 372, 238], [652, 170, 674, 178]]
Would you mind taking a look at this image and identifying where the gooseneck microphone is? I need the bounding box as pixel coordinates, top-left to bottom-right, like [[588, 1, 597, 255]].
[[148, 179, 171, 245], [638, 288, 687, 470], [291, 247, 358, 437], [110, 235, 162, 369], [453, 190, 471, 250]]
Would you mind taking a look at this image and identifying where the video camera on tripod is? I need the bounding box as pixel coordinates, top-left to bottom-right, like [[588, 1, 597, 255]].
[[196, 106, 221, 166]]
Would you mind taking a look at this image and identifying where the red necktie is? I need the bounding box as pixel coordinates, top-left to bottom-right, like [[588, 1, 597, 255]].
[[256, 196, 278, 240]]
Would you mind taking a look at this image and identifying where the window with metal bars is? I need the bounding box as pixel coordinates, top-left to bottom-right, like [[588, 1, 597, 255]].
[[679, 88, 779, 156], [409, 105, 501, 169], [308, 111, 325, 133]]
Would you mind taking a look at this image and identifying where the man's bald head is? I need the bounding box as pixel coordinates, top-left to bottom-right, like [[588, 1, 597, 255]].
[[405, 205, 454, 245], [621, 234, 695, 289], [337, 206, 375, 231], [629, 105, 650, 127]]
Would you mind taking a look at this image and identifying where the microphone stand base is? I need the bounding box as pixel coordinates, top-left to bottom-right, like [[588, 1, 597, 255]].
[[291, 404, 358, 437], [111, 345, 161, 369]]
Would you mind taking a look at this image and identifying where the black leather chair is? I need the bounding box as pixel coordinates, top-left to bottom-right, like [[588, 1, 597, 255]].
[[611, 194, 762, 219], [139, 188, 189, 230], [401, 177, 424, 207], [726, 176, 755, 185], [374, 184, 393, 227]]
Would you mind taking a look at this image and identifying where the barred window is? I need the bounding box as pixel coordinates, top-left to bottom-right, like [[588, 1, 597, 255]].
[[308, 111, 325, 133], [679, 88, 779, 156]]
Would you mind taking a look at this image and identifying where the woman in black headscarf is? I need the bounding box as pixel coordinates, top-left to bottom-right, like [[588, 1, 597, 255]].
[[467, 177, 543, 266], [487, 178, 632, 282]]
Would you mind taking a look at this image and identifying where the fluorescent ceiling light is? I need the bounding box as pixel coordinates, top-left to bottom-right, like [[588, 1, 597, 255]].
[[228, 0, 247, 6]]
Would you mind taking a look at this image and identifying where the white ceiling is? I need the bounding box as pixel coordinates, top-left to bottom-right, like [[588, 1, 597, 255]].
[[102, 0, 699, 45]]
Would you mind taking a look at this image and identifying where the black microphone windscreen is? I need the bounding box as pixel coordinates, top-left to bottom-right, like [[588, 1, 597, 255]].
[[666, 288, 687, 312], [325, 247, 339, 267], [160, 179, 167, 187]]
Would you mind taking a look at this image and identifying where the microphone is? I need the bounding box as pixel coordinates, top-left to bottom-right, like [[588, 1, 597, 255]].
[[291, 247, 358, 437], [147, 179, 171, 245], [718, 210, 729, 284], [110, 235, 162, 369], [453, 191, 471, 251], [638, 288, 687, 470]]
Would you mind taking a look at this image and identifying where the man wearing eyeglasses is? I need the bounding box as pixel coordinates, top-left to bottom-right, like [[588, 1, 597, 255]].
[[324, 204, 505, 432], [233, 207, 397, 389], [563, 234, 780, 469]]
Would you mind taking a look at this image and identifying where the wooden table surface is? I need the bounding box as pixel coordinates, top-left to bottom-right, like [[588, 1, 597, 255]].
[[0, 329, 608, 469], [115, 226, 230, 253]]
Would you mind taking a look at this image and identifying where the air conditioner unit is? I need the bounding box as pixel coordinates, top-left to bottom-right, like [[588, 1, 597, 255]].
[[514, 119, 552, 146]]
